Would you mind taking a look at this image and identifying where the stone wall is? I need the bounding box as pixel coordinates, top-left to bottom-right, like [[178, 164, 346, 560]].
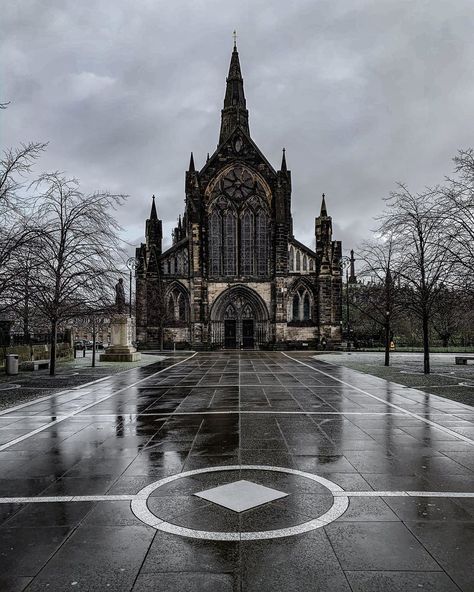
[[0, 343, 73, 368]]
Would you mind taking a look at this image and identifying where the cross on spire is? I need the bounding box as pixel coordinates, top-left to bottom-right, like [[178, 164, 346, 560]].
[[233, 30, 237, 49]]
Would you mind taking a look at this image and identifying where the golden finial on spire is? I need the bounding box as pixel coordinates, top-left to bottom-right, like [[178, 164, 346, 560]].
[[233, 30, 237, 49]]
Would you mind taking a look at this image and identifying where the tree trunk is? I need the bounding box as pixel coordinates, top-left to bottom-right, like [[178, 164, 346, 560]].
[[422, 309, 430, 374], [384, 320, 390, 367], [50, 319, 57, 376]]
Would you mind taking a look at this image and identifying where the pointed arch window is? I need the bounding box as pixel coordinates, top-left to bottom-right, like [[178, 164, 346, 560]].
[[224, 304, 237, 319], [292, 294, 299, 321], [223, 210, 237, 275], [303, 293, 310, 320], [290, 289, 313, 322], [241, 210, 254, 275], [178, 294, 186, 320], [166, 287, 189, 322], [209, 211, 222, 276], [289, 247, 295, 272], [303, 254, 307, 271], [242, 304, 253, 319], [296, 251, 301, 271], [183, 249, 189, 274], [256, 210, 269, 276], [167, 294, 175, 320]]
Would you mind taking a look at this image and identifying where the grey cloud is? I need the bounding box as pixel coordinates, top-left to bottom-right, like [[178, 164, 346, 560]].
[[1, 0, 473, 255]]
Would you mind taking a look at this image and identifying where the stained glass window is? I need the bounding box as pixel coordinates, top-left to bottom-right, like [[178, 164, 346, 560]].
[[256, 211, 269, 276], [241, 210, 254, 275], [209, 211, 221, 276], [223, 210, 237, 276]]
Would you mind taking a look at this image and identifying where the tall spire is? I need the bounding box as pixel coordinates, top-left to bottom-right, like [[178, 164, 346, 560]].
[[219, 33, 250, 144], [150, 194, 158, 219], [281, 147, 287, 172], [189, 152, 195, 172], [320, 193, 328, 217]]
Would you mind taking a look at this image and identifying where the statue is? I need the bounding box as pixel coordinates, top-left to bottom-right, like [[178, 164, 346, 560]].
[[115, 278, 126, 314]]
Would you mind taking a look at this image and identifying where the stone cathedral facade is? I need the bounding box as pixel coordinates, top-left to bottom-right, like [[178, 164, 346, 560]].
[[135, 42, 342, 350]]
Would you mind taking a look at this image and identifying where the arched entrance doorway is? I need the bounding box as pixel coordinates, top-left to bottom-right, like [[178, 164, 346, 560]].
[[210, 285, 270, 349]]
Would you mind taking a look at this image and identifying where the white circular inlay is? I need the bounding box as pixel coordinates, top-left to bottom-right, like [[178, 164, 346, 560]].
[[130, 464, 349, 541]]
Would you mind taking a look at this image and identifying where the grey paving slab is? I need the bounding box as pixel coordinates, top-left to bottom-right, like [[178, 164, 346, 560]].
[[132, 572, 236, 592], [0, 577, 34, 592], [324, 521, 441, 571], [0, 351, 471, 590], [345, 571, 461, 592], [22, 525, 155, 591]]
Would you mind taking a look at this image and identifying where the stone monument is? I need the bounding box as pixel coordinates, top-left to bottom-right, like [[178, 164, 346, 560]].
[[100, 278, 141, 362]]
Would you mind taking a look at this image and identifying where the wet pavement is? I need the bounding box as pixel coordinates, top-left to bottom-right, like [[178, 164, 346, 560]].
[[0, 351, 473, 591]]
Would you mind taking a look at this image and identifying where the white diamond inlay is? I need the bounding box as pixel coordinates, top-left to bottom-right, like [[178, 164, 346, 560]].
[[194, 479, 288, 512]]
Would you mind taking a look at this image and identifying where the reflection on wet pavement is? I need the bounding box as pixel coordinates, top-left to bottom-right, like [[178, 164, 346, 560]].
[[0, 351, 472, 591]]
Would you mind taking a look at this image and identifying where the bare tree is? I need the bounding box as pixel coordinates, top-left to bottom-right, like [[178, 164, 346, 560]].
[[439, 149, 474, 285], [379, 185, 455, 374], [0, 142, 47, 207], [0, 143, 47, 312], [29, 172, 126, 374], [354, 234, 404, 366]]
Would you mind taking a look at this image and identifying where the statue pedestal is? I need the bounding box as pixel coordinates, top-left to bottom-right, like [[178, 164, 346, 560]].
[[100, 315, 141, 362]]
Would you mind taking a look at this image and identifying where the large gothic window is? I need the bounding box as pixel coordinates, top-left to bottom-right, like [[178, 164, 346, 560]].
[[223, 211, 237, 275], [256, 211, 269, 276], [207, 166, 271, 278], [241, 210, 254, 275], [209, 211, 222, 276]]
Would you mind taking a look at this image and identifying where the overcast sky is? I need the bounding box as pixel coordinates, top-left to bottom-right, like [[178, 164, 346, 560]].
[[2, 0, 473, 255]]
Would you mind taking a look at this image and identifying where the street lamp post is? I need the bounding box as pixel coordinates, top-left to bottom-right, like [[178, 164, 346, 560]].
[[126, 257, 138, 318], [340, 256, 351, 347]]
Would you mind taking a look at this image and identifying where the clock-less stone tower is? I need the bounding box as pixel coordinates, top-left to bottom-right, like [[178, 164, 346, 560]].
[[135, 41, 342, 349]]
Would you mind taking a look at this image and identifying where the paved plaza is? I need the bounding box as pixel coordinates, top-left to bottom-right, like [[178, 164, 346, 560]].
[[0, 352, 473, 591]]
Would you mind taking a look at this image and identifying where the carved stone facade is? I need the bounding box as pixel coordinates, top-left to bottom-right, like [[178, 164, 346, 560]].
[[135, 42, 342, 349]]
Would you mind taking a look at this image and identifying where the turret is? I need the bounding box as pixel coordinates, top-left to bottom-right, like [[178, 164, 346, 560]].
[[145, 195, 162, 254], [315, 193, 332, 264], [349, 249, 357, 283]]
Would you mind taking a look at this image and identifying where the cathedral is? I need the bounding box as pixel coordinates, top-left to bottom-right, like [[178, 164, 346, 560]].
[[135, 41, 342, 350]]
